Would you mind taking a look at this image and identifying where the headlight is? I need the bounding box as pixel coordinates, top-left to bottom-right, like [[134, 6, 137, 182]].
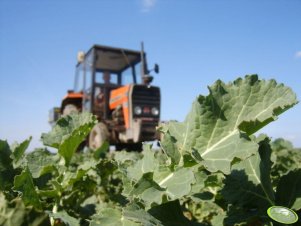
[[151, 107, 159, 116], [134, 106, 142, 115]]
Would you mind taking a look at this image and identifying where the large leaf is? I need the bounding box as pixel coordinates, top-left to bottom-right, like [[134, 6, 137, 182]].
[[161, 75, 297, 173], [184, 200, 225, 226], [61, 159, 98, 189], [91, 201, 201, 226], [222, 137, 275, 225], [93, 141, 110, 159], [26, 148, 59, 178], [127, 144, 158, 181], [222, 137, 275, 208], [114, 151, 141, 165], [0, 140, 15, 192], [126, 173, 165, 208], [270, 138, 301, 186], [271, 138, 294, 151], [127, 167, 195, 208], [189, 170, 225, 204], [41, 112, 97, 165], [13, 168, 42, 210], [160, 130, 181, 166], [0, 194, 49, 226], [224, 205, 273, 226], [90, 208, 140, 226], [0, 193, 25, 226], [148, 200, 201, 226], [275, 169, 301, 210], [48, 210, 80, 226], [0, 140, 12, 170], [90, 204, 162, 226], [153, 166, 195, 200], [10, 137, 32, 168], [123, 147, 195, 207]]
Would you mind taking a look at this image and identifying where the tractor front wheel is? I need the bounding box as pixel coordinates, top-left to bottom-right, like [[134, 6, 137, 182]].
[[89, 123, 109, 150], [115, 143, 143, 151], [62, 104, 78, 116]]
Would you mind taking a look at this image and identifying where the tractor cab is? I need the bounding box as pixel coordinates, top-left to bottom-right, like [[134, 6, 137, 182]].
[[74, 44, 149, 120], [50, 44, 160, 150]]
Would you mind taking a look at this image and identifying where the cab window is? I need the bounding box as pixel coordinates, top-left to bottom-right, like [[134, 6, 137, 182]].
[[95, 71, 118, 84]]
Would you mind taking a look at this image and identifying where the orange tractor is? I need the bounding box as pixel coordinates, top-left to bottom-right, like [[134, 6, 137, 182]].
[[49, 44, 160, 150]]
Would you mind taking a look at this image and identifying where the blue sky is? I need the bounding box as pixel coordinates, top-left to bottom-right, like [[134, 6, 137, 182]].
[[0, 0, 300, 150]]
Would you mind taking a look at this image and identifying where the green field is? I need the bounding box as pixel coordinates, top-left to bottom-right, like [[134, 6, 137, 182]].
[[1, 75, 300, 226]]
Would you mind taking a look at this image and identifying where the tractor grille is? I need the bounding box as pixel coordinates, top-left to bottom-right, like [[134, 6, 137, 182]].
[[132, 85, 160, 140], [132, 85, 161, 118]]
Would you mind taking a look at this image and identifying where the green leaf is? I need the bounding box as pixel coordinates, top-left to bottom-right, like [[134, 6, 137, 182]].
[[62, 164, 96, 189], [224, 205, 272, 226], [0, 140, 15, 191], [0, 140, 12, 169], [160, 130, 181, 166], [153, 167, 195, 200], [59, 159, 98, 194], [124, 204, 164, 226], [189, 170, 207, 196], [148, 200, 198, 226], [26, 148, 58, 178], [128, 173, 164, 207], [0, 193, 49, 226], [48, 210, 80, 226], [204, 172, 225, 189], [190, 171, 225, 204], [271, 138, 294, 151], [37, 189, 60, 198], [270, 138, 301, 186], [13, 168, 42, 210], [41, 112, 97, 165], [128, 166, 195, 208], [114, 151, 141, 165], [161, 75, 298, 173], [90, 208, 139, 226], [10, 137, 32, 168], [210, 212, 226, 226], [94, 141, 109, 159], [223, 137, 275, 209], [124, 144, 195, 206], [185, 200, 225, 225], [91, 201, 199, 226], [127, 145, 158, 181], [0, 194, 25, 226], [275, 169, 301, 210]]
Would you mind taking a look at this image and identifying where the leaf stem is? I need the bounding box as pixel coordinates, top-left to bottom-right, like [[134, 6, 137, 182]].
[[50, 203, 58, 226]]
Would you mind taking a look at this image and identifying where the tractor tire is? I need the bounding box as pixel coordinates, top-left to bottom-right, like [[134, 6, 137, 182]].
[[89, 122, 109, 150], [115, 143, 143, 152], [63, 104, 78, 116]]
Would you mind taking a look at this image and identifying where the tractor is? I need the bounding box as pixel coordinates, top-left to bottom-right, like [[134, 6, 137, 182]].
[[49, 43, 160, 150]]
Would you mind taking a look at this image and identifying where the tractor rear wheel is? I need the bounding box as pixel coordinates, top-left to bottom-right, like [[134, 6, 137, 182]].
[[89, 122, 109, 150], [62, 104, 78, 116]]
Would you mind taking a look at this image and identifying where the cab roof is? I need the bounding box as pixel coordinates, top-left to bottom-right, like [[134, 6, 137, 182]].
[[82, 44, 143, 73]]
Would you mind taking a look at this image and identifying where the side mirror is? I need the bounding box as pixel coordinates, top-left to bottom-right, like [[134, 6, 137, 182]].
[[154, 64, 159, 74]]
